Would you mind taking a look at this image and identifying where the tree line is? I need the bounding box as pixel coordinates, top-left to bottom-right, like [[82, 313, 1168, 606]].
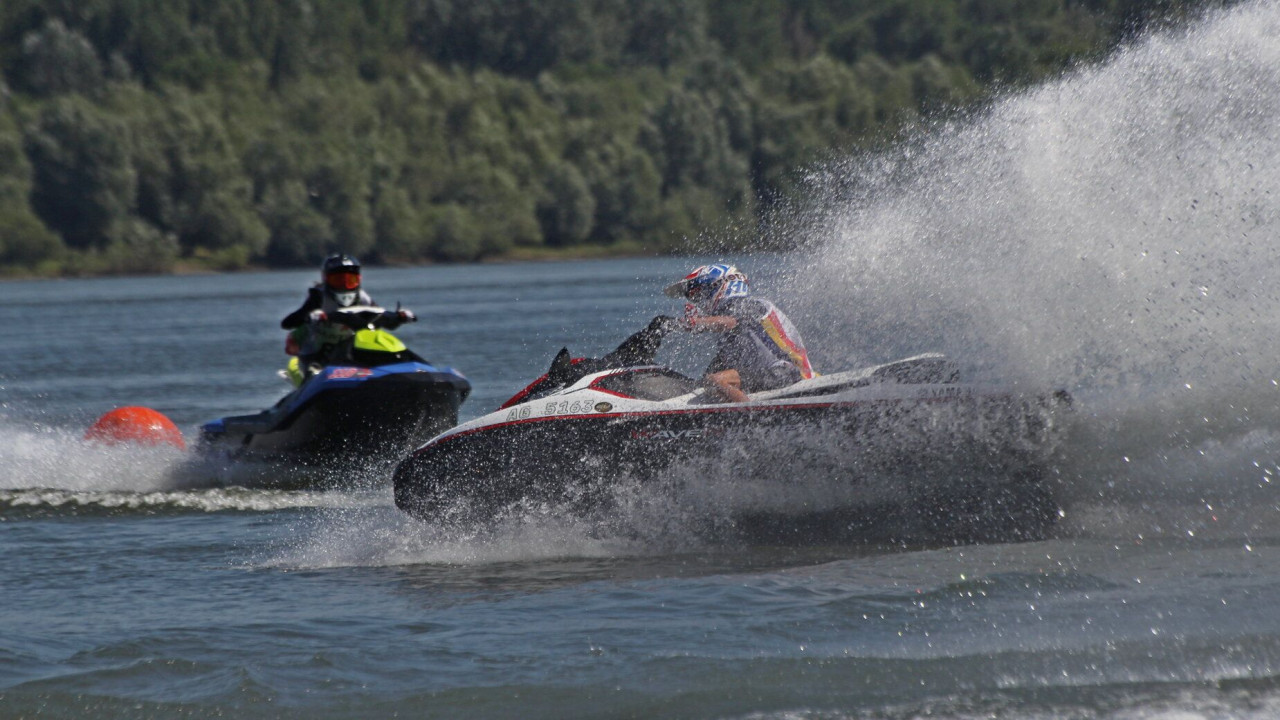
[[0, 0, 1230, 275]]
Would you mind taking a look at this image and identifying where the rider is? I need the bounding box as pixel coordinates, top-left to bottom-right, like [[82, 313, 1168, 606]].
[[664, 263, 815, 402], [281, 253, 414, 373]]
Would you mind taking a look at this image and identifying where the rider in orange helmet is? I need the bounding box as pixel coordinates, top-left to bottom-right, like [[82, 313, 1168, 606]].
[[281, 254, 413, 372]]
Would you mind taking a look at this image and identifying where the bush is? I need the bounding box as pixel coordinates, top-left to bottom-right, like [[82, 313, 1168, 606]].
[[0, 202, 63, 268], [102, 217, 179, 273]]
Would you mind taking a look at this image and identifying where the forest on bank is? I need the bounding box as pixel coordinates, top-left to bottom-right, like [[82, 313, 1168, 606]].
[[0, 0, 1231, 275]]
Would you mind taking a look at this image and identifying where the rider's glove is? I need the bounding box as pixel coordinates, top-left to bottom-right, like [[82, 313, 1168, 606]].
[[648, 315, 677, 334], [308, 309, 327, 323], [398, 309, 417, 323]]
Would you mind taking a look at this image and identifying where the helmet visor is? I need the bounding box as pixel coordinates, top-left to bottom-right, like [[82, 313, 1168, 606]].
[[325, 270, 361, 291], [685, 283, 712, 302]]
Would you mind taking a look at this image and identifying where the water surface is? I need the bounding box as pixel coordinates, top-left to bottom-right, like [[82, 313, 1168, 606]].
[[6, 3, 1280, 717]]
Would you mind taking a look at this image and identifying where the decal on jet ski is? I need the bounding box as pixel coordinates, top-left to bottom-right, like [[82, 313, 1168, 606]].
[[545, 400, 596, 415], [328, 367, 374, 379], [925, 386, 973, 400], [505, 406, 533, 422], [594, 402, 613, 413]]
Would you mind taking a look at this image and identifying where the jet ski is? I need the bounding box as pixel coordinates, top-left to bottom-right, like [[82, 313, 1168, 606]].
[[200, 306, 470, 479], [393, 319, 1072, 542]]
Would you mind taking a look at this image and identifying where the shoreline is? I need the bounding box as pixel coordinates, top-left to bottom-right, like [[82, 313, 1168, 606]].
[[0, 242, 686, 282]]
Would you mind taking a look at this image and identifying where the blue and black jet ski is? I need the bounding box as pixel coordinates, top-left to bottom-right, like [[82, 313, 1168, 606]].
[[200, 306, 470, 474]]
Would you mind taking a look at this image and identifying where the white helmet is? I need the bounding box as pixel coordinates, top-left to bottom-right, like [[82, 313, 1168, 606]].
[[664, 263, 749, 312]]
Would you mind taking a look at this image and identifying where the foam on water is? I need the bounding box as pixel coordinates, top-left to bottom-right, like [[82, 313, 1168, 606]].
[[262, 503, 647, 569], [0, 418, 190, 493], [0, 486, 369, 514], [0, 416, 370, 514], [776, 0, 1280, 539]]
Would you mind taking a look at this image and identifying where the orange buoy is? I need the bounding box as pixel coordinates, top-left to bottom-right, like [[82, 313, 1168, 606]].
[[85, 406, 186, 450]]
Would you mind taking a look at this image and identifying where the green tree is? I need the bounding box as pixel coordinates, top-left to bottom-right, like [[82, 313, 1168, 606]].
[[259, 180, 335, 266], [537, 160, 596, 246], [617, 0, 709, 69], [24, 96, 136, 250], [0, 0, 1235, 274], [427, 202, 484, 261], [370, 182, 427, 261], [866, 0, 961, 63], [129, 87, 268, 263], [408, 0, 597, 76], [13, 18, 105, 97], [574, 138, 663, 245], [102, 216, 179, 273], [0, 109, 62, 269]]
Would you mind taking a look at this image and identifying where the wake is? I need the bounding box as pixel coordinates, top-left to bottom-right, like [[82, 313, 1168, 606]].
[[782, 1, 1280, 540]]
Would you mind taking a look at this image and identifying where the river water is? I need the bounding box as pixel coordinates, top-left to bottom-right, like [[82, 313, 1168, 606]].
[[6, 3, 1280, 718]]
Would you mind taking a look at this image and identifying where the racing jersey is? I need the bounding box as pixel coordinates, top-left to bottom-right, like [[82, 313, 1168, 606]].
[[704, 297, 815, 391]]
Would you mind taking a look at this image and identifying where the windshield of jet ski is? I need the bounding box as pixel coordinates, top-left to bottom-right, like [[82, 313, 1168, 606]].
[[501, 363, 699, 408], [589, 368, 698, 401], [499, 317, 679, 409], [326, 305, 393, 329]]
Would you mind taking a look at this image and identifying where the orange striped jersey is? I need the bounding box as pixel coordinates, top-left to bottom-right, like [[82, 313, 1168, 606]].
[[706, 298, 816, 385]]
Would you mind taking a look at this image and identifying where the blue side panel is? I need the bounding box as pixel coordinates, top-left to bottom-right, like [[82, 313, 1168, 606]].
[[200, 360, 471, 444], [283, 362, 466, 414]]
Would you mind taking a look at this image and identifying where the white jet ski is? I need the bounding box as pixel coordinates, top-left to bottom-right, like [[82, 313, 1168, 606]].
[[393, 319, 1071, 543]]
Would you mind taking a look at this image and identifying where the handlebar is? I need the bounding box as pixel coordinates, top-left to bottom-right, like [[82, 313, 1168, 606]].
[[326, 305, 416, 329]]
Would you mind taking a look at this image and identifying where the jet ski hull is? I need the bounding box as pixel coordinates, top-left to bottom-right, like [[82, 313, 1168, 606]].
[[393, 378, 1069, 542], [202, 363, 470, 475]]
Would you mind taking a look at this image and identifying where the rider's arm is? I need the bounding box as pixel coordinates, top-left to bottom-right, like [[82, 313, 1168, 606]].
[[684, 297, 759, 333], [281, 287, 323, 329], [685, 314, 738, 332]]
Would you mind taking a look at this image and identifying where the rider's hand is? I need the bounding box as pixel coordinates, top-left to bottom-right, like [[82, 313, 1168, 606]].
[[648, 315, 677, 333], [308, 309, 327, 323], [398, 309, 417, 323]]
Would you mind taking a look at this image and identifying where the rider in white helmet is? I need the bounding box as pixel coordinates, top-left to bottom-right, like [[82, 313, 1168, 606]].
[[664, 263, 814, 402]]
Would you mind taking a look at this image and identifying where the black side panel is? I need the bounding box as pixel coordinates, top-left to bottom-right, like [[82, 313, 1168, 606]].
[[238, 373, 465, 464]]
